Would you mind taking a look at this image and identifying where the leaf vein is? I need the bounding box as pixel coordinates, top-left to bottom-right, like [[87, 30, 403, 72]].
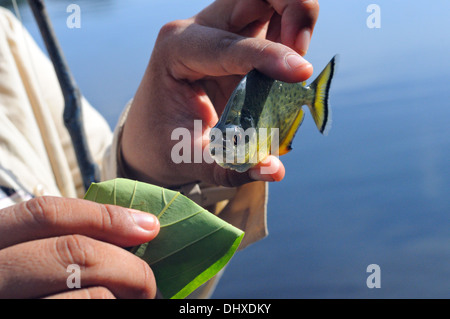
[[113, 179, 117, 206], [148, 225, 226, 266], [129, 180, 138, 208], [160, 209, 205, 228], [156, 190, 180, 219]]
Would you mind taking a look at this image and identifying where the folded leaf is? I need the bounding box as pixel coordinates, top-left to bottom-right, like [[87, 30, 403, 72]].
[[84, 178, 244, 299]]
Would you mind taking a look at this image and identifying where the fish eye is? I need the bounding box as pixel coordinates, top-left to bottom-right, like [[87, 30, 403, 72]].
[[210, 135, 215, 142], [233, 129, 243, 146], [223, 125, 243, 147]]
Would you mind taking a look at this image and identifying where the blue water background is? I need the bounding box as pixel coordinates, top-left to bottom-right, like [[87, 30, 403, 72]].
[[6, 0, 449, 298]]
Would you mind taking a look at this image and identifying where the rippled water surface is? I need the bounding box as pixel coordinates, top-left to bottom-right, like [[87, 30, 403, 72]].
[[4, 0, 449, 298]]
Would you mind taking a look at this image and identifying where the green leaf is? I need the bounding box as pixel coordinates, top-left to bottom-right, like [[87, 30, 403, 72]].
[[83, 178, 244, 299]]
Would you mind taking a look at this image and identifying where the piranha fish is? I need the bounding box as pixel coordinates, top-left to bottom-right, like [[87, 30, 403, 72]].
[[209, 55, 337, 173]]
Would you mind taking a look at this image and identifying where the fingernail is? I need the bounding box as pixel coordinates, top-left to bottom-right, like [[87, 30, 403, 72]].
[[129, 209, 159, 232], [296, 29, 311, 56], [285, 54, 310, 70]]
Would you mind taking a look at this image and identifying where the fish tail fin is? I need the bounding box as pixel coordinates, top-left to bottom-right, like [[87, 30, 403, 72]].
[[306, 55, 337, 135]]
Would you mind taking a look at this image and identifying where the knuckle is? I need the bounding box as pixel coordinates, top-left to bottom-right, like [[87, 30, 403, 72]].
[[299, 0, 320, 16], [155, 19, 190, 71], [97, 205, 114, 232], [96, 204, 127, 233], [217, 34, 240, 53], [256, 41, 278, 61], [22, 196, 59, 226], [53, 235, 95, 267], [158, 19, 187, 39], [217, 36, 252, 75], [301, 0, 319, 10]]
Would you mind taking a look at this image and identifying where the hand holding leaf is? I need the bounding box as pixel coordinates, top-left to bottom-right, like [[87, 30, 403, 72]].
[[84, 178, 244, 299]]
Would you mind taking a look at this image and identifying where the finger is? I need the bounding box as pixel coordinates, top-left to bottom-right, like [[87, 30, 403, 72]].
[[210, 155, 286, 187], [249, 155, 286, 182], [44, 286, 116, 299], [0, 235, 157, 299], [195, 0, 273, 36], [159, 21, 313, 83], [269, 0, 320, 55], [266, 12, 282, 42], [0, 196, 159, 250], [196, 0, 320, 55]]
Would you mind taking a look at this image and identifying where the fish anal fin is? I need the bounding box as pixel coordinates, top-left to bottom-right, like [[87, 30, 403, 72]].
[[278, 143, 292, 156], [278, 108, 305, 156]]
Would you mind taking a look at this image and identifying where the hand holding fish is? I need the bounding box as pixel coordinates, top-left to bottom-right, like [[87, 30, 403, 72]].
[[121, 0, 321, 188]]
